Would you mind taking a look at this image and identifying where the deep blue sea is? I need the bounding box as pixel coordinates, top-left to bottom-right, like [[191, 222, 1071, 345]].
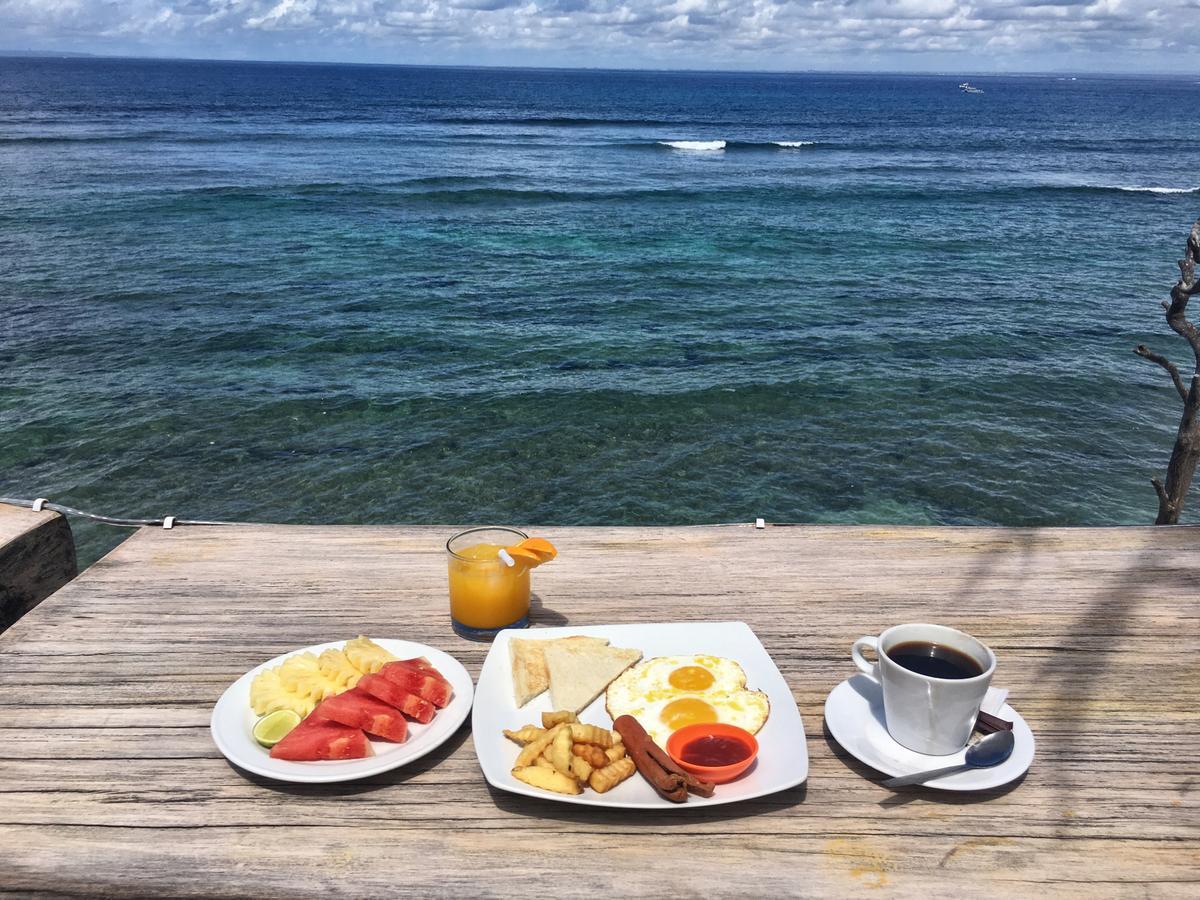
[[2, 58, 1198, 565]]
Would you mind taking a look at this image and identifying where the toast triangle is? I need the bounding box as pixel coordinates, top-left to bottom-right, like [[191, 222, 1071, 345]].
[[509, 635, 609, 707], [544, 642, 643, 714]]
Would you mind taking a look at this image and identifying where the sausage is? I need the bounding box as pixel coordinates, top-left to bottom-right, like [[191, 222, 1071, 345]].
[[642, 734, 716, 798], [613, 715, 716, 798], [612, 715, 688, 803]]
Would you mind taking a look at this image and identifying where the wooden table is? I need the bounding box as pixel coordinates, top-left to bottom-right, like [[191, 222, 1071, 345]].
[[2, 524, 1198, 897]]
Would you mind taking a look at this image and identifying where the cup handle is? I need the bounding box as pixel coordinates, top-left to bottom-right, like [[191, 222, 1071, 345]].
[[851, 636, 881, 683]]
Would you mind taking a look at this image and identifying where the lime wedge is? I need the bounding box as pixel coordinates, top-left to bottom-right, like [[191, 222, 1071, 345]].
[[253, 709, 301, 748]]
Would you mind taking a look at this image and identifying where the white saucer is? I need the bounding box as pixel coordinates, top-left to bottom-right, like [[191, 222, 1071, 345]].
[[824, 674, 1035, 791]]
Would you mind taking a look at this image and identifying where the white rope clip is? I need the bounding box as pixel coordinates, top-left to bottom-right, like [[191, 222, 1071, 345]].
[[162, 516, 176, 529], [32, 498, 48, 512], [755, 517, 765, 529]]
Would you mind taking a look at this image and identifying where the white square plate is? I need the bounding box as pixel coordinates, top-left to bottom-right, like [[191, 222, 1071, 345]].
[[472, 621, 808, 809]]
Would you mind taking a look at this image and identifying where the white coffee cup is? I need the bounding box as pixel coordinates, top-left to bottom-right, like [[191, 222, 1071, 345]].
[[851, 623, 996, 756]]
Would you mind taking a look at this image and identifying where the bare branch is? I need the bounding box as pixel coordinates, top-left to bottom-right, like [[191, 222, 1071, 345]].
[[1163, 220, 1200, 370], [1164, 294, 1200, 371], [1152, 477, 1169, 507], [1135, 344, 1189, 401], [1152, 477, 1171, 525], [1141, 219, 1200, 525]]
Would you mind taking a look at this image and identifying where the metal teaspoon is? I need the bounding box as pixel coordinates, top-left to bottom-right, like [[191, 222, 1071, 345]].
[[881, 729, 1016, 788]]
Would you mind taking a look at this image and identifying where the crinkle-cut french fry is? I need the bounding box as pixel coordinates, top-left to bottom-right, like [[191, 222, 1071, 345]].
[[568, 723, 613, 748], [570, 754, 593, 783], [541, 710, 578, 728], [515, 723, 565, 767], [503, 725, 545, 745], [572, 742, 608, 768], [549, 726, 574, 776], [513, 765, 582, 795], [604, 743, 626, 763], [589, 757, 636, 793]]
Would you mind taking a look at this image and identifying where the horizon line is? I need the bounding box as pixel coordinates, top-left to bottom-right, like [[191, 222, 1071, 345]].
[[0, 49, 1194, 79]]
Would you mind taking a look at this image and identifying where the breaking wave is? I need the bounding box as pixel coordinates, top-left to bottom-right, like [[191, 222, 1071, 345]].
[[650, 139, 820, 151], [1042, 184, 1199, 195], [658, 140, 727, 151], [1109, 185, 1198, 194]]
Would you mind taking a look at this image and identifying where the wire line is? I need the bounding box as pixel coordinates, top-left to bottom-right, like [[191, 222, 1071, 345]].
[[0, 496, 241, 528]]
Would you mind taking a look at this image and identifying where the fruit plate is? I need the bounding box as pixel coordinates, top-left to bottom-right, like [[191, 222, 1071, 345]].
[[211, 638, 474, 784], [473, 621, 807, 809]]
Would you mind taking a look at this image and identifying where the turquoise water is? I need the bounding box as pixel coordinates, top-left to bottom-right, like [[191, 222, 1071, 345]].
[[2, 59, 1198, 566]]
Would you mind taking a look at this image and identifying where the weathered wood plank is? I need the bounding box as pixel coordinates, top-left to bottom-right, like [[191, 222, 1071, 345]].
[[0, 524, 1198, 897], [0, 505, 77, 632]]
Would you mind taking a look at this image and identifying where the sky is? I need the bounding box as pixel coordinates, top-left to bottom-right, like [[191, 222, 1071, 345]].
[[1, 0, 1199, 73]]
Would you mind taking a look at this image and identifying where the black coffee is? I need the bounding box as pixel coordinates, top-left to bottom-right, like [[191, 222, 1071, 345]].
[[885, 641, 984, 679]]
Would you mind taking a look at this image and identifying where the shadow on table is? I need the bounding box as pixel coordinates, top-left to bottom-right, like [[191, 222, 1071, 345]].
[[528, 591, 568, 627], [930, 527, 1172, 825], [820, 719, 1027, 807], [486, 779, 807, 825], [225, 720, 473, 797]]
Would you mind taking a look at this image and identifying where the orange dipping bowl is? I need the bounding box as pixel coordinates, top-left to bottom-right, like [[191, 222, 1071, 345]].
[[666, 722, 759, 784]]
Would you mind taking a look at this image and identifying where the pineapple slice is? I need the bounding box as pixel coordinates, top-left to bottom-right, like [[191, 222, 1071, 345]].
[[344, 636, 396, 675], [318, 648, 363, 690]]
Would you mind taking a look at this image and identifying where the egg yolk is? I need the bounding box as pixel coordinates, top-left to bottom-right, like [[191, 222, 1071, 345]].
[[668, 665, 715, 690], [660, 697, 718, 731]]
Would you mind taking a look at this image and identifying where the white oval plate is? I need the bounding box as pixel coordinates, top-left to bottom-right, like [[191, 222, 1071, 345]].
[[211, 638, 474, 784], [824, 674, 1035, 791]]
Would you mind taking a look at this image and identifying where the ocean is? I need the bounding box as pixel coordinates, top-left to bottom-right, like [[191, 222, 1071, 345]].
[[1, 58, 1198, 566]]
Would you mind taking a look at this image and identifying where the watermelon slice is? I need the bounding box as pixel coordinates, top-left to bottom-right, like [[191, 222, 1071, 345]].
[[380, 661, 453, 708], [269, 717, 372, 761], [357, 673, 436, 724], [315, 688, 408, 743], [399, 657, 450, 686]]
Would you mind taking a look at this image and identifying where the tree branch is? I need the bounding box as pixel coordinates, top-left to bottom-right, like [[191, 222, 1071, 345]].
[[1152, 477, 1171, 524], [1136, 345, 1189, 401], [1165, 222, 1200, 369], [1164, 291, 1200, 371], [1152, 476, 1169, 506], [1141, 219, 1200, 525]]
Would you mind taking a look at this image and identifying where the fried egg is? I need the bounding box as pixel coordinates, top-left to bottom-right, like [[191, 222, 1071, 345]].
[[604, 655, 771, 746]]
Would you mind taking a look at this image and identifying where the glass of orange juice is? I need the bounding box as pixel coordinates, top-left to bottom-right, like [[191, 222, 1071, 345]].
[[446, 527, 531, 640]]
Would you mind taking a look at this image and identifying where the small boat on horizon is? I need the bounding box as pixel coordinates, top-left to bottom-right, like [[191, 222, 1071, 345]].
[[959, 82, 985, 94]]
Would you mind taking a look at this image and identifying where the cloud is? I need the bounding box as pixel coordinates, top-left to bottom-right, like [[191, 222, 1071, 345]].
[[0, 0, 1196, 69], [450, 0, 520, 10], [246, 0, 320, 30]]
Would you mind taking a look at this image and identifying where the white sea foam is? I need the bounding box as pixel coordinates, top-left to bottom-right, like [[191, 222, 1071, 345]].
[[774, 140, 817, 148], [1111, 185, 1197, 194], [658, 140, 726, 151]]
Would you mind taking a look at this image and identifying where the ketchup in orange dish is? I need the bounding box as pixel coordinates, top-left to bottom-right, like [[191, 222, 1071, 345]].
[[679, 733, 754, 767]]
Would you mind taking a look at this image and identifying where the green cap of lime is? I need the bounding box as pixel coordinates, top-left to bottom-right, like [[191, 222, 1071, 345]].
[[253, 709, 301, 748]]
